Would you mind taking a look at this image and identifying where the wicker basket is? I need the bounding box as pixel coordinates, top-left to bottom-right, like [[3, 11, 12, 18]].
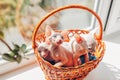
[[32, 5, 105, 80]]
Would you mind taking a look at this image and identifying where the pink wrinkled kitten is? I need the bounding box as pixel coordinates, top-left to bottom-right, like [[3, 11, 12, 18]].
[[71, 34, 89, 66], [37, 42, 54, 64], [45, 25, 74, 67]]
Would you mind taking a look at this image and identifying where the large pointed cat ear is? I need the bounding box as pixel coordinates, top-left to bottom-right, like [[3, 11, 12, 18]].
[[45, 25, 54, 45], [61, 30, 69, 42], [45, 25, 54, 37]]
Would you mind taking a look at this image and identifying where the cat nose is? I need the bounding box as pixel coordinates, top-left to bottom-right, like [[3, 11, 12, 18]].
[[58, 39, 62, 44], [59, 40, 62, 42]]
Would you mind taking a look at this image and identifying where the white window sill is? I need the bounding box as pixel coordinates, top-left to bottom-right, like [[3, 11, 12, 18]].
[[1, 41, 120, 80], [0, 46, 36, 75]]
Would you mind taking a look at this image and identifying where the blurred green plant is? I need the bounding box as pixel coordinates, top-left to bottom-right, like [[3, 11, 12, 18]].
[[0, 0, 30, 29], [0, 30, 29, 63], [0, 0, 18, 29]]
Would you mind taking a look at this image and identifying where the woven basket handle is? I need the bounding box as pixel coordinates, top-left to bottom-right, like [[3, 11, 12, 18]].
[[32, 4, 103, 49]]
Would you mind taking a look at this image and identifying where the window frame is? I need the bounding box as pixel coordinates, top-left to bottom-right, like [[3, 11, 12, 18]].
[[91, 0, 112, 31]]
